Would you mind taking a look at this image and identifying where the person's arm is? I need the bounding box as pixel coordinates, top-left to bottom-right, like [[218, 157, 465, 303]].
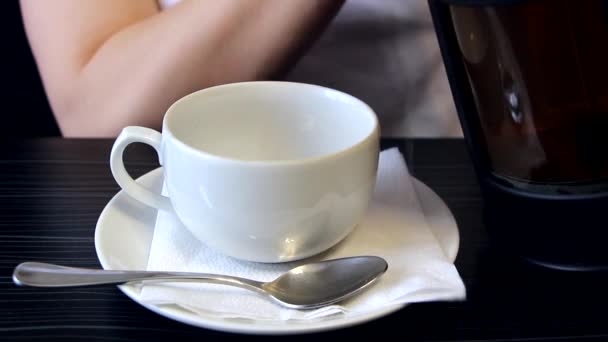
[[20, 0, 344, 137]]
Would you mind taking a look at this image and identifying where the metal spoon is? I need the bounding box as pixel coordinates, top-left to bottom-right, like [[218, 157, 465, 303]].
[[13, 256, 388, 309]]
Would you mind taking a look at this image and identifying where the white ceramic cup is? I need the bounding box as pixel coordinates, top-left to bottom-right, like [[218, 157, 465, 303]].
[[110, 82, 379, 262]]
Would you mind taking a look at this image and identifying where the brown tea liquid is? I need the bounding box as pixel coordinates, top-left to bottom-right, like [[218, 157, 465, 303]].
[[450, 0, 608, 189]]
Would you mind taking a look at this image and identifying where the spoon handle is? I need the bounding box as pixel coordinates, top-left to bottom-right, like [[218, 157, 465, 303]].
[[13, 262, 264, 291]]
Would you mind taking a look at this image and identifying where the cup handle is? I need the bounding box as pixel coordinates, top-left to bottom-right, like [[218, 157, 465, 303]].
[[110, 126, 172, 211]]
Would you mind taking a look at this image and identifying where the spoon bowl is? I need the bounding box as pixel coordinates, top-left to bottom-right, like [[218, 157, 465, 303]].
[[13, 256, 388, 309]]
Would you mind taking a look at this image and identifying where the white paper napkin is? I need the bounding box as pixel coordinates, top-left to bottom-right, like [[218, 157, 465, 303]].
[[139, 148, 466, 320]]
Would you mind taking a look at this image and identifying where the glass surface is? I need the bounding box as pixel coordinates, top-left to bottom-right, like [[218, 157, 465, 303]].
[[450, 0, 608, 187]]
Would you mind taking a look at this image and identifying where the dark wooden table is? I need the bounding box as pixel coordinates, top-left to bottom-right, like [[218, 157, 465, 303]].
[[2, 138, 608, 341]]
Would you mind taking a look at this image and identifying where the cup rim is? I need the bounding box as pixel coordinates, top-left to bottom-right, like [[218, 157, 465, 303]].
[[162, 81, 379, 166]]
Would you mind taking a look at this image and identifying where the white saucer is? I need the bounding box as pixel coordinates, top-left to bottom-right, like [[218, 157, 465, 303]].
[[95, 168, 459, 335]]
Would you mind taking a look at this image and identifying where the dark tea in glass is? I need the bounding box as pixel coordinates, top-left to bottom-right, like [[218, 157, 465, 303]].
[[430, 0, 608, 270], [451, 0, 608, 191]]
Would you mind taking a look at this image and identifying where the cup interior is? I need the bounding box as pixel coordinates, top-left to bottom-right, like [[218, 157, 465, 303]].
[[164, 82, 377, 162]]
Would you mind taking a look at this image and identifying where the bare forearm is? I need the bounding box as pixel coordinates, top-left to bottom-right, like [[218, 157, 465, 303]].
[[25, 0, 344, 137]]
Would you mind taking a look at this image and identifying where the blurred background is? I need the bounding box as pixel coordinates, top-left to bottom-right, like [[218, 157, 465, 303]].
[[3, 1, 59, 138]]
